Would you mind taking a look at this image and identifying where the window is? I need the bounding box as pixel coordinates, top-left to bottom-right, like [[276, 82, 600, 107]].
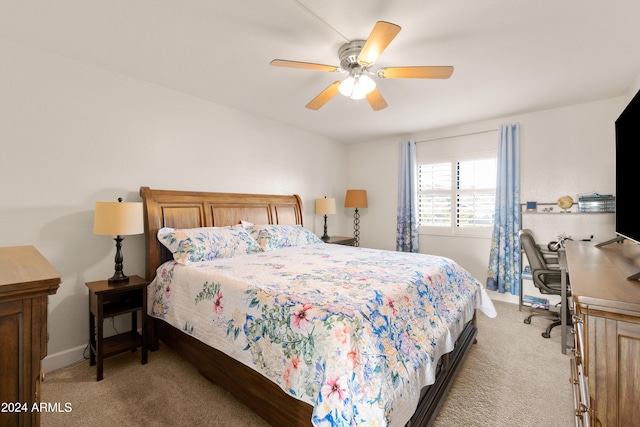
[[418, 155, 497, 236]]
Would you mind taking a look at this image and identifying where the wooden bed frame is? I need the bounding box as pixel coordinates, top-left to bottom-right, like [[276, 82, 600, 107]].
[[140, 186, 477, 427]]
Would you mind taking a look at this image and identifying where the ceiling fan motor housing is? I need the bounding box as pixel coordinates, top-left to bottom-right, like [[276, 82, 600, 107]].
[[338, 40, 367, 71]]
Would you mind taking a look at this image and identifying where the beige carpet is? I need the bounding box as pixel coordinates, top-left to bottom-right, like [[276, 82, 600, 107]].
[[41, 301, 574, 426]]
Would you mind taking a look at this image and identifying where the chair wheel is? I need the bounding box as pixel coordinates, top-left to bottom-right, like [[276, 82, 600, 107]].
[[542, 332, 551, 338], [524, 318, 531, 324]]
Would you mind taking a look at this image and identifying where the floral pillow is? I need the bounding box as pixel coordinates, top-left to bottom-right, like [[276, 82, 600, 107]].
[[157, 226, 262, 264], [243, 224, 322, 252]]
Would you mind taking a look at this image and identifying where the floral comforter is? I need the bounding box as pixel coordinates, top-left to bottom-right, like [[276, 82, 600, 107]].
[[149, 243, 496, 427]]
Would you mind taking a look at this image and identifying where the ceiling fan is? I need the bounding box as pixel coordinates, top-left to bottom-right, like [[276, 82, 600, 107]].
[[270, 21, 454, 111]]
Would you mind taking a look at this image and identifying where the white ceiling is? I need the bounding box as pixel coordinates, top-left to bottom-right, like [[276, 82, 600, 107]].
[[2, 0, 639, 144]]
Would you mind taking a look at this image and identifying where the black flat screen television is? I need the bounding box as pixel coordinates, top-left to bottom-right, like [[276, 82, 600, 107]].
[[615, 89, 640, 248]]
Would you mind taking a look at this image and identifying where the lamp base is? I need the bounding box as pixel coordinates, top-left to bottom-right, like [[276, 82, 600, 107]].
[[321, 214, 330, 242], [108, 271, 130, 284], [109, 235, 129, 284], [352, 208, 361, 247]]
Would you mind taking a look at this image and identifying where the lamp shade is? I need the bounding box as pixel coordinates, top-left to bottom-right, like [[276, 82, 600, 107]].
[[93, 201, 144, 236], [344, 190, 368, 208], [315, 197, 336, 215]]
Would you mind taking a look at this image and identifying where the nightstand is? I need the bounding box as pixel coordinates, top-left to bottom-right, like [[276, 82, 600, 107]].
[[86, 275, 148, 381], [324, 236, 356, 246]]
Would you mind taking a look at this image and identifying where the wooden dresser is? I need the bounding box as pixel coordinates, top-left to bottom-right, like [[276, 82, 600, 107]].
[[565, 240, 640, 427], [0, 246, 61, 427]]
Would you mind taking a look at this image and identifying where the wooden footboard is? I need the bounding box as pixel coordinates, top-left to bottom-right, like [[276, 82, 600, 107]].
[[149, 315, 477, 427]]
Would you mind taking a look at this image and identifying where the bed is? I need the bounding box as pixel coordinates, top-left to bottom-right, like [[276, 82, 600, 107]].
[[140, 186, 495, 427]]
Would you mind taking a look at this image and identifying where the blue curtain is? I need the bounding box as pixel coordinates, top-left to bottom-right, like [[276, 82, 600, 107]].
[[396, 140, 419, 252], [487, 124, 521, 295]]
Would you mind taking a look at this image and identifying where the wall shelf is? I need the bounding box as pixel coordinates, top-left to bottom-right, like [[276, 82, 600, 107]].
[[520, 202, 614, 215]]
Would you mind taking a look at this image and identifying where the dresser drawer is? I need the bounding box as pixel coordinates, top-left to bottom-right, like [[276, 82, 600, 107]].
[[570, 356, 590, 427], [571, 314, 590, 427]]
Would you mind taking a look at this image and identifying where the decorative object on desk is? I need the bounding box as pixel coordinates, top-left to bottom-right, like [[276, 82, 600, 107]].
[[548, 233, 593, 252], [547, 233, 573, 252], [526, 201, 537, 212], [344, 189, 368, 247], [93, 198, 144, 284], [315, 196, 336, 242], [557, 195, 574, 213]]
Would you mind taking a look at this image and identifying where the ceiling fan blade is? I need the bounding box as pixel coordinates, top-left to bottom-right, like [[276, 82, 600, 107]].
[[378, 66, 454, 79], [270, 59, 338, 72], [306, 81, 341, 110], [358, 21, 401, 66], [366, 88, 388, 111]]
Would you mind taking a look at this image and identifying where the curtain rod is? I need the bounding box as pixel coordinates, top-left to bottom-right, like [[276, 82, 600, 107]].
[[416, 128, 499, 144]]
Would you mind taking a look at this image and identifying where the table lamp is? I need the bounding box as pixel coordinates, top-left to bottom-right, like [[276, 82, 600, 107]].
[[344, 189, 368, 247], [93, 198, 144, 284], [315, 196, 336, 242]]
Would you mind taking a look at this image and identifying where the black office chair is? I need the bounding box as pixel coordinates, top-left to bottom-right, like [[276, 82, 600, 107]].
[[519, 229, 571, 338]]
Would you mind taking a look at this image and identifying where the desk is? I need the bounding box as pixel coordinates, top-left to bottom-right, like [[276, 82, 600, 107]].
[[565, 240, 640, 426]]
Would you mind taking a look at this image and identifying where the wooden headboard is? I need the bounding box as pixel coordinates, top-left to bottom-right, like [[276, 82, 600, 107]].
[[140, 187, 304, 281]]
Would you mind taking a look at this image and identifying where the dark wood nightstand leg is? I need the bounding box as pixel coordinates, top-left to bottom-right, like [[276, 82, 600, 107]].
[[96, 296, 104, 381], [89, 305, 96, 367], [131, 311, 137, 353], [142, 342, 148, 364], [141, 288, 148, 364]]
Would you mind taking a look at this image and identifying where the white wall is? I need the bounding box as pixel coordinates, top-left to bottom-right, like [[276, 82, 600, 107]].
[[348, 97, 625, 304], [627, 74, 640, 101], [0, 38, 350, 371], [4, 33, 638, 370]]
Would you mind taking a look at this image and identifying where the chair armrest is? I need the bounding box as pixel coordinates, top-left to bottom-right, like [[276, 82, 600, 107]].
[[532, 268, 561, 276], [537, 245, 559, 259], [532, 268, 569, 285]]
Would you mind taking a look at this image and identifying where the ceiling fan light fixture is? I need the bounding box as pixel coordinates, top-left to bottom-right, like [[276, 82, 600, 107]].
[[338, 76, 355, 97], [338, 75, 376, 100]]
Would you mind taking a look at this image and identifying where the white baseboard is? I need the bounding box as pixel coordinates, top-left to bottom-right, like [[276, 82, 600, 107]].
[[42, 344, 87, 373], [42, 323, 142, 374], [486, 289, 519, 304]]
